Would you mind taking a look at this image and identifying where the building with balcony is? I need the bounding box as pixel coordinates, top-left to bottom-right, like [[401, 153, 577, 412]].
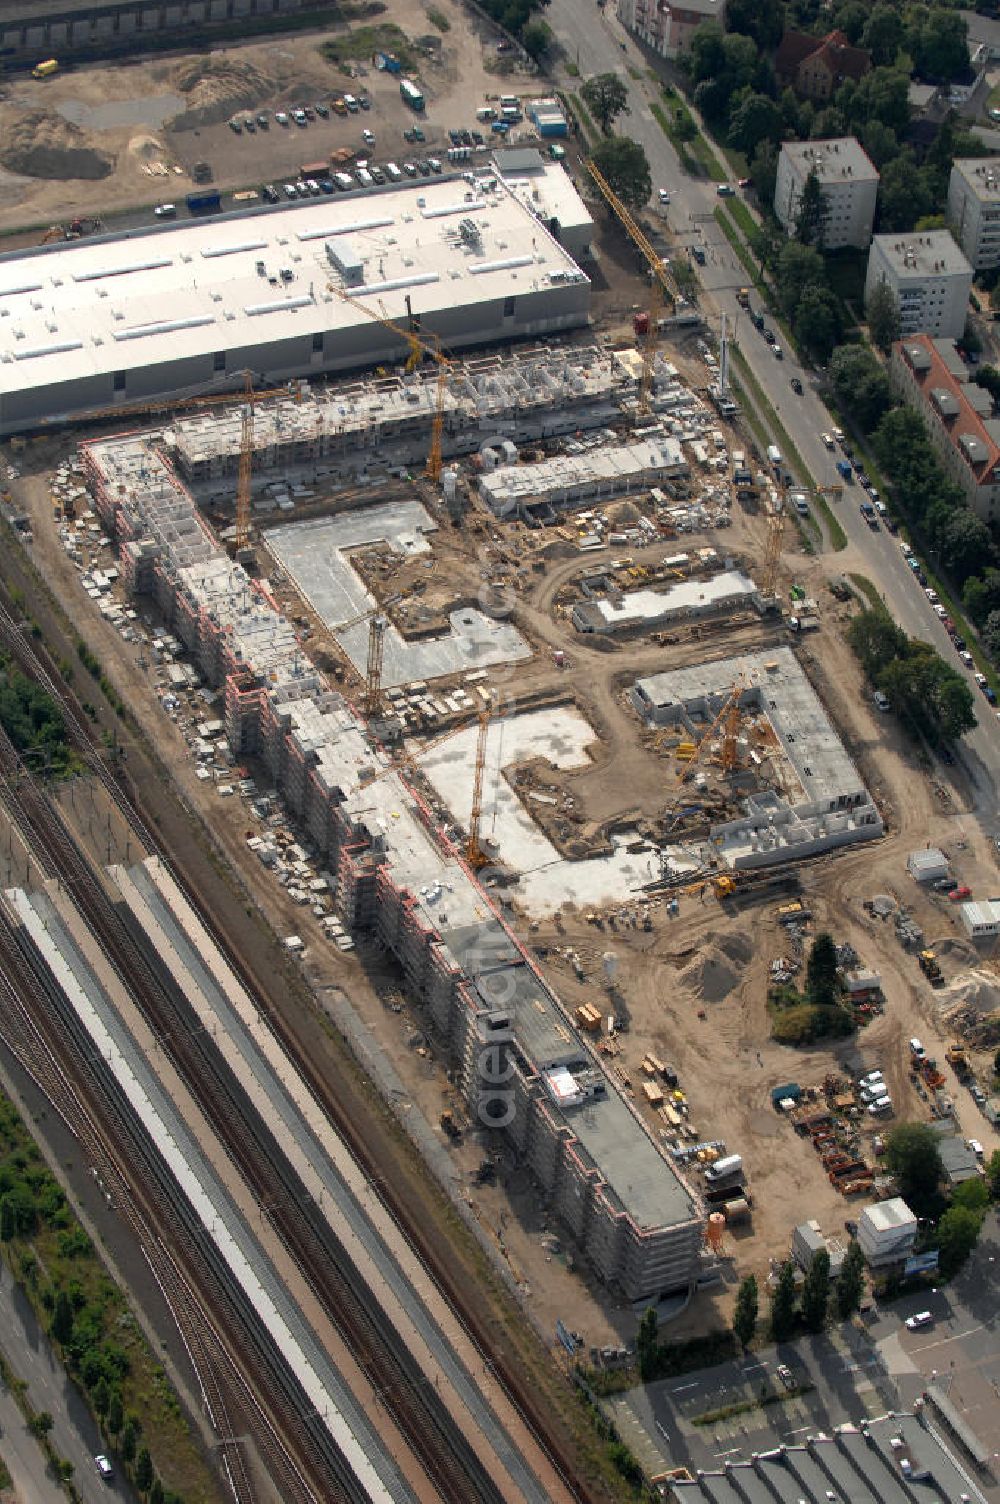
[[866, 231, 973, 340], [947, 156, 1000, 270], [774, 138, 879, 249], [616, 0, 725, 58], [890, 334, 1000, 521]]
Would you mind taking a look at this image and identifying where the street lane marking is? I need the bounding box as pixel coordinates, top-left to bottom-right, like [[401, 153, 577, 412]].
[[912, 1326, 984, 1353]]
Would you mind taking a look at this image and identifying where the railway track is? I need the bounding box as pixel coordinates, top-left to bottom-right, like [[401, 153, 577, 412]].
[[0, 584, 590, 1504], [0, 658, 526, 1504]]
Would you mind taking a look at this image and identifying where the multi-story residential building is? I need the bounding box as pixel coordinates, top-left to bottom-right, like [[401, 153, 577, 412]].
[[774, 139, 879, 249], [947, 157, 1000, 270], [615, 0, 725, 58], [891, 334, 1000, 522], [775, 28, 871, 101], [865, 231, 973, 340]]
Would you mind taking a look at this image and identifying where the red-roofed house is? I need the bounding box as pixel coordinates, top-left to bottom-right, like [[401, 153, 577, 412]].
[[891, 334, 1000, 521], [776, 29, 872, 101]]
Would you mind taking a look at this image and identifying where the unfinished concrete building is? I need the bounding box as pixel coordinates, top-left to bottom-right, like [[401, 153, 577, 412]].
[[80, 428, 705, 1301], [572, 568, 758, 635], [479, 434, 688, 521], [631, 648, 882, 867], [166, 345, 629, 488]]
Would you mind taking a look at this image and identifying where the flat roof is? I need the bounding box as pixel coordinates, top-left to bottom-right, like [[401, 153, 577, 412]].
[[579, 569, 756, 628], [491, 150, 593, 236], [633, 646, 868, 809], [780, 137, 879, 185], [0, 168, 588, 400], [871, 230, 972, 279], [951, 155, 1000, 202], [861, 1196, 916, 1231]]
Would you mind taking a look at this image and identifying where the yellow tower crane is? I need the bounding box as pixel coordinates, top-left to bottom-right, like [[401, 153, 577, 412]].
[[585, 158, 678, 412], [326, 282, 452, 482], [364, 614, 386, 720]]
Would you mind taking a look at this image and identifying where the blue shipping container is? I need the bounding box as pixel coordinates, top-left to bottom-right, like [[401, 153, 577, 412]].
[[186, 190, 221, 213]]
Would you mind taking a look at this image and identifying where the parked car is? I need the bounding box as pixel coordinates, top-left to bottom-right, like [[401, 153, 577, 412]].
[[947, 885, 972, 900], [873, 690, 890, 712], [658, 187, 670, 203], [776, 1364, 795, 1389], [717, 183, 735, 196], [905, 1311, 933, 1330], [790, 377, 803, 394], [261, 184, 280, 203]]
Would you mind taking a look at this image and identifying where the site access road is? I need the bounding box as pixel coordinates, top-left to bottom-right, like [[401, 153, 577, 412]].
[[546, 0, 1000, 824]]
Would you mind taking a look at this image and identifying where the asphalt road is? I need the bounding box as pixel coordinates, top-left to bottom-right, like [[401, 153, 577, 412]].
[[0, 1259, 139, 1503], [546, 0, 1000, 825]]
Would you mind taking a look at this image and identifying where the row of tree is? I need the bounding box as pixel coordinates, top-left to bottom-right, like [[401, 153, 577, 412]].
[[830, 344, 1000, 673], [847, 606, 977, 743], [733, 1239, 866, 1350]]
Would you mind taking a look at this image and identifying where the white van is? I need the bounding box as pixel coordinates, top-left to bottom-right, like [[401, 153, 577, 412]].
[[355, 167, 374, 188], [705, 1153, 742, 1183], [154, 203, 176, 217], [384, 160, 403, 181]]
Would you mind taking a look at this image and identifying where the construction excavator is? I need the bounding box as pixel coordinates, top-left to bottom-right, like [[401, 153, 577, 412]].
[[40, 216, 103, 243]]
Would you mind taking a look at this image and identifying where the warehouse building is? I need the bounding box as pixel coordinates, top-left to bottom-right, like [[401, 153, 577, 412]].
[[670, 1412, 984, 1504], [631, 648, 882, 868], [79, 426, 705, 1302], [0, 169, 591, 435]]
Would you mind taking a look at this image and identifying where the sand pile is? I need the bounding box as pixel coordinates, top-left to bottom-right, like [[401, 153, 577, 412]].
[[678, 929, 752, 1004], [607, 500, 642, 528], [937, 968, 1000, 1042], [0, 111, 114, 179], [128, 133, 165, 160], [169, 58, 270, 129]]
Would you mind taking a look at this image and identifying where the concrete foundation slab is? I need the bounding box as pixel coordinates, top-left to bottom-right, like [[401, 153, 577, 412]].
[[266, 507, 530, 687]]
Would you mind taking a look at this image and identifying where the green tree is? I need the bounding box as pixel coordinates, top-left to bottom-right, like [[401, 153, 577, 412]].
[[801, 1248, 830, 1333], [963, 568, 1000, 627], [830, 345, 892, 431], [29, 1411, 53, 1439], [50, 1289, 74, 1347], [135, 1446, 154, 1494], [770, 1260, 797, 1342], [952, 1177, 989, 1213], [92, 1377, 111, 1420], [107, 1391, 124, 1437], [939, 509, 995, 584], [589, 135, 652, 212], [149, 1481, 164, 1504], [860, 118, 899, 169], [121, 1419, 138, 1465], [636, 1305, 660, 1381], [795, 166, 828, 247], [806, 933, 839, 1007], [749, 140, 779, 208], [986, 1148, 1000, 1200], [733, 1274, 758, 1348], [867, 280, 901, 354], [728, 90, 782, 156], [520, 19, 551, 60], [794, 284, 840, 361], [846, 608, 908, 680], [884, 1122, 944, 1216], [776, 241, 826, 321], [862, 5, 903, 66], [878, 154, 933, 234], [835, 1240, 865, 1318], [936, 1204, 982, 1276], [907, 7, 969, 81], [581, 73, 630, 134], [0, 1195, 16, 1243], [725, 0, 784, 47], [974, 365, 1000, 405]]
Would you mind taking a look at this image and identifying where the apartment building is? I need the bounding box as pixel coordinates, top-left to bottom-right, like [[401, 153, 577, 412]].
[[866, 231, 973, 340], [774, 138, 879, 249], [615, 0, 725, 57], [775, 28, 871, 101], [891, 334, 1000, 521], [947, 156, 1000, 270]]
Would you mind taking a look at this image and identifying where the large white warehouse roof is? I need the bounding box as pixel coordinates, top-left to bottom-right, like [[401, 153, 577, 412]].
[[0, 168, 589, 424]]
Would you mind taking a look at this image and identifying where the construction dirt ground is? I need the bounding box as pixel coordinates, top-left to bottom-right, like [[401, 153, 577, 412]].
[[6, 293, 1000, 1364], [0, 0, 525, 235]]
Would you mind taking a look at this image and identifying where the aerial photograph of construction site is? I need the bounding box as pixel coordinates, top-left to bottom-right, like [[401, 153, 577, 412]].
[[0, 0, 999, 1499]]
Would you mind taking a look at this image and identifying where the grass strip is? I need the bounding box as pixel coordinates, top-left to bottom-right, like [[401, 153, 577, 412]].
[[713, 208, 759, 284], [651, 101, 695, 172], [849, 573, 889, 614], [567, 92, 598, 146], [726, 197, 758, 241], [731, 346, 847, 551]]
